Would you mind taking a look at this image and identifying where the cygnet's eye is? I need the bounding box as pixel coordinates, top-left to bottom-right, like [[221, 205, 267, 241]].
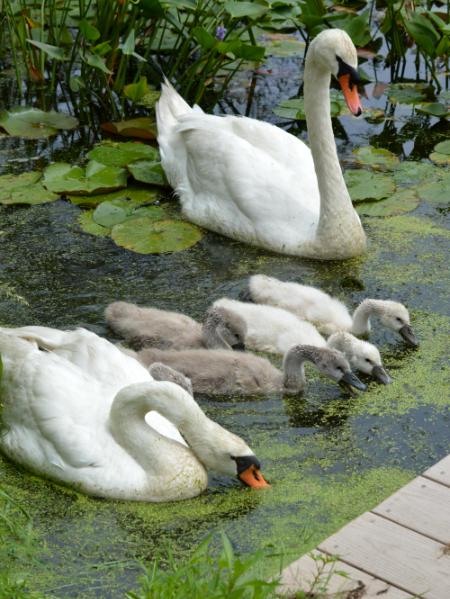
[[365, 358, 373, 365], [396, 317, 404, 324], [336, 366, 344, 373]]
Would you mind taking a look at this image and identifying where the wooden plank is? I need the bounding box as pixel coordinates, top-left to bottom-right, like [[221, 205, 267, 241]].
[[318, 512, 450, 599], [373, 476, 450, 545], [278, 549, 409, 598], [424, 455, 450, 488]]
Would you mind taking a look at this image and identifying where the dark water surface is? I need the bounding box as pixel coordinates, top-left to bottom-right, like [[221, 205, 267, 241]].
[[0, 49, 449, 597]]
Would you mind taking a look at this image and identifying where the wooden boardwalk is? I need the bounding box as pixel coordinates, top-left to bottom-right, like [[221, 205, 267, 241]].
[[278, 455, 450, 598]]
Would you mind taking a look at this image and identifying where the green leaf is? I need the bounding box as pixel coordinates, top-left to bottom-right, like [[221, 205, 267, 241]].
[[79, 19, 100, 41], [26, 39, 67, 60], [139, 0, 164, 18], [87, 141, 159, 168], [433, 140, 450, 156], [128, 160, 168, 186], [78, 210, 111, 237], [93, 198, 165, 227], [192, 27, 216, 50], [356, 189, 419, 217], [82, 51, 112, 75], [43, 161, 127, 195], [387, 83, 427, 105], [404, 13, 440, 57], [68, 186, 159, 207], [124, 77, 150, 103], [344, 170, 395, 202], [101, 117, 157, 140], [111, 217, 203, 253], [224, 1, 269, 20], [416, 102, 449, 118], [393, 161, 442, 187], [0, 107, 78, 138], [416, 174, 450, 207], [352, 146, 399, 171], [0, 171, 59, 205]]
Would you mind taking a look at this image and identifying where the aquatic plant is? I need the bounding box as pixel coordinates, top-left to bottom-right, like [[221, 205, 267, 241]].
[[127, 533, 279, 599]]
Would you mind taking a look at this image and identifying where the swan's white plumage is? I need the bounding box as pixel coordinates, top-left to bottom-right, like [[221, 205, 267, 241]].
[[156, 29, 366, 259], [248, 275, 353, 335], [213, 297, 326, 354], [0, 327, 268, 501]]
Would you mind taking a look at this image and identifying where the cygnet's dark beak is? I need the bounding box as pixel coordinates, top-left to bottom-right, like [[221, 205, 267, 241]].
[[372, 365, 393, 385], [231, 341, 245, 351], [341, 370, 367, 391], [399, 324, 419, 347]]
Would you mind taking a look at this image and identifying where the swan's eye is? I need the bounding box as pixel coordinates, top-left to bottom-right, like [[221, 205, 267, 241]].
[[365, 358, 372, 364], [396, 317, 403, 324], [337, 366, 344, 373]]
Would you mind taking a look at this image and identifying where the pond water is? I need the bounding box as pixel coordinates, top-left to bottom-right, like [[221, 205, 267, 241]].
[[0, 45, 449, 597]]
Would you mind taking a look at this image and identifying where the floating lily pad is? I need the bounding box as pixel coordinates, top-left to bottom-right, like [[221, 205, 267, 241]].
[[357, 189, 419, 217], [345, 170, 395, 202], [128, 160, 168, 186], [111, 217, 203, 254], [100, 118, 157, 140], [43, 161, 127, 195], [263, 35, 305, 57], [87, 141, 159, 168], [392, 161, 442, 187], [387, 83, 427, 105], [0, 107, 78, 138], [416, 173, 450, 207], [93, 199, 165, 227], [416, 102, 449, 118], [68, 186, 159, 207], [273, 91, 348, 120], [352, 146, 399, 170], [78, 210, 111, 237], [429, 140, 450, 165], [0, 171, 59, 205]]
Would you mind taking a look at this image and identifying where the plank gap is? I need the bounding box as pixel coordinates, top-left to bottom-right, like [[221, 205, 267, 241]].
[[422, 472, 450, 489], [370, 509, 449, 546], [319, 547, 419, 597]]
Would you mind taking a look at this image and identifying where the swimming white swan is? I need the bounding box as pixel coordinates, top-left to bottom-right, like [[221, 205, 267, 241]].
[[244, 275, 419, 346], [156, 28, 366, 259], [133, 345, 366, 395], [0, 327, 268, 501], [105, 301, 246, 350], [213, 298, 391, 384]]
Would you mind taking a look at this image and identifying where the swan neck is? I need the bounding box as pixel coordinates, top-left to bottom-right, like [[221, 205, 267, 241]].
[[351, 300, 376, 335], [109, 382, 199, 472], [303, 56, 365, 254], [283, 345, 321, 391]]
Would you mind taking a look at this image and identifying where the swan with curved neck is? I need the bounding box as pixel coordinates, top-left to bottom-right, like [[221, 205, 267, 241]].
[[156, 28, 366, 259], [0, 328, 268, 501], [245, 275, 418, 346]]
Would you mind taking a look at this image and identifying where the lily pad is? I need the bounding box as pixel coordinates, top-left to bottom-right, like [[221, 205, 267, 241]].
[[429, 140, 450, 165], [77, 210, 111, 237], [87, 141, 159, 168], [0, 107, 78, 138], [263, 35, 305, 58], [93, 199, 165, 227], [273, 91, 348, 120], [392, 161, 442, 187], [352, 146, 399, 171], [357, 189, 419, 217], [111, 217, 203, 254], [0, 171, 59, 205], [128, 160, 168, 186], [416, 173, 450, 207], [344, 170, 395, 202], [386, 83, 427, 105], [43, 161, 127, 195], [100, 118, 157, 140], [416, 103, 449, 118], [68, 186, 159, 207]]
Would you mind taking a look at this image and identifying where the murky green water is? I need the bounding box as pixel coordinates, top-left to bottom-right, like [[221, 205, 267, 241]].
[[0, 57, 449, 596]]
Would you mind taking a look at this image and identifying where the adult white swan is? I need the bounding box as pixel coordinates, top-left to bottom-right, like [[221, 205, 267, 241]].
[[0, 327, 268, 501], [156, 28, 366, 259]]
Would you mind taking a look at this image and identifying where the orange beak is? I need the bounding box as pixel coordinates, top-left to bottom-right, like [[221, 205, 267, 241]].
[[239, 465, 271, 489], [338, 73, 362, 116]]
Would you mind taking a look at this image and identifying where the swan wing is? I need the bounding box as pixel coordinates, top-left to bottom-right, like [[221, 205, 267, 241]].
[[166, 115, 319, 249]]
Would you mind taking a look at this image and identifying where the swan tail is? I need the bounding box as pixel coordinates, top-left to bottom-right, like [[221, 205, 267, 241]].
[[156, 78, 192, 140]]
